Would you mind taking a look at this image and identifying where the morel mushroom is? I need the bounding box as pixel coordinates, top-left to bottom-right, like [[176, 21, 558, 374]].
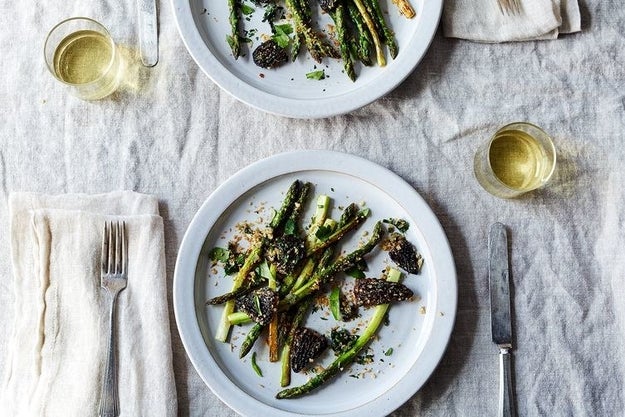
[[235, 287, 279, 325], [353, 278, 413, 307], [291, 327, 328, 373], [252, 39, 288, 69], [265, 234, 306, 275], [387, 233, 423, 274]]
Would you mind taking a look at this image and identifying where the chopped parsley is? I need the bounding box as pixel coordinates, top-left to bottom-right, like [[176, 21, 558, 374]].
[[383, 218, 410, 233], [345, 259, 367, 278], [306, 70, 326, 80], [240, 3, 255, 15], [210, 245, 245, 276], [224, 253, 245, 275], [272, 24, 293, 49], [283, 218, 296, 235], [315, 224, 333, 241], [345, 266, 365, 279], [257, 261, 273, 280], [209, 247, 229, 263], [329, 287, 342, 320], [330, 328, 358, 355]]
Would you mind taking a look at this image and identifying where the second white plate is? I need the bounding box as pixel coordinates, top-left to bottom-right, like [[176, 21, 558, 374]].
[[172, 0, 442, 117]]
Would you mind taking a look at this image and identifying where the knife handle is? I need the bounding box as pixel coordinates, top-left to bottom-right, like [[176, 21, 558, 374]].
[[499, 347, 516, 417], [138, 0, 159, 66]]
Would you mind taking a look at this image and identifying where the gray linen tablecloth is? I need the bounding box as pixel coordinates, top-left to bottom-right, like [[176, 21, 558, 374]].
[[0, 0, 622, 415]]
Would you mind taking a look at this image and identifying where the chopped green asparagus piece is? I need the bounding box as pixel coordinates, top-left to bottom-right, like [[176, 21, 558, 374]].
[[306, 208, 370, 256], [290, 258, 316, 293], [352, 0, 386, 67], [306, 195, 331, 248], [365, 0, 398, 59], [280, 299, 313, 386], [330, 3, 356, 81], [285, 0, 339, 63], [338, 203, 360, 227], [347, 2, 373, 66], [206, 281, 264, 305], [240, 322, 265, 358], [284, 181, 312, 236], [227, 0, 241, 58], [228, 311, 254, 325], [215, 244, 263, 342], [270, 180, 302, 230]]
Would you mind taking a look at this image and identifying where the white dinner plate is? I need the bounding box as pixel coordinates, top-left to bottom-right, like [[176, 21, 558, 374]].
[[171, 0, 442, 117], [174, 150, 457, 416]]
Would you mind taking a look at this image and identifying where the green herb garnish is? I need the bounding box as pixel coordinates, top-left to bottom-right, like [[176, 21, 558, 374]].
[[330, 328, 358, 355], [329, 287, 342, 320], [209, 247, 230, 263], [315, 224, 333, 241], [283, 218, 296, 235], [345, 267, 365, 279], [257, 261, 273, 280], [306, 70, 325, 80], [272, 24, 293, 49], [241, 3, 255, 15], [224, 253, 245, 275]]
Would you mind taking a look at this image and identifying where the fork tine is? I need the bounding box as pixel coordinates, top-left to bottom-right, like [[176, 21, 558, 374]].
[[108, 221, 115, 274], [101, 221, 109, 273], [114, 221, 121, 274], [121, 221, 127, 274], [112, 221, 116, 274]]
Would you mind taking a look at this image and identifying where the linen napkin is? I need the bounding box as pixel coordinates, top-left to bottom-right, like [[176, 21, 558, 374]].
[[0, 191, 177, 417], [443, 0, 581, 42]]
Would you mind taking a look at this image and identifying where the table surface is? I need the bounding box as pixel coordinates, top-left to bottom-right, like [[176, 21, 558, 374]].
[[1, 1, 622, 416]]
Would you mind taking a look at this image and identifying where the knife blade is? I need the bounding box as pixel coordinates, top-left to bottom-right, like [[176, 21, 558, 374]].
[[488, 222, 516, 417], [137, 0, 159, 66]]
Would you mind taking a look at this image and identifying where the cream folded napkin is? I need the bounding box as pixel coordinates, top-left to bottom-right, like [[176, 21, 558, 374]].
[[0, 191, 177, 416], [443, 0, 581, 42]]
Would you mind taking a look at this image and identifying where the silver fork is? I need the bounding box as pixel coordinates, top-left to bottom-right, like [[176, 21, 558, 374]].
[[498, 0, 522, 15], [99, 221, 127, 417]]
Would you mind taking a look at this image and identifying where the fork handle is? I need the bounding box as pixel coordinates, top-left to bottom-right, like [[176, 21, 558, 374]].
[[100, 291, 120, 417]]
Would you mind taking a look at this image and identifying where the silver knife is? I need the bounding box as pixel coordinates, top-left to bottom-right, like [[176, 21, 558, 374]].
[[137, 0, 159, 66], [488, 222, 516, 417]]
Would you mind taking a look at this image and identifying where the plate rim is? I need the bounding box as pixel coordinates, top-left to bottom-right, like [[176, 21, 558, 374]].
[[171, 0, 443, 118], [173, 150, 457, 416]]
